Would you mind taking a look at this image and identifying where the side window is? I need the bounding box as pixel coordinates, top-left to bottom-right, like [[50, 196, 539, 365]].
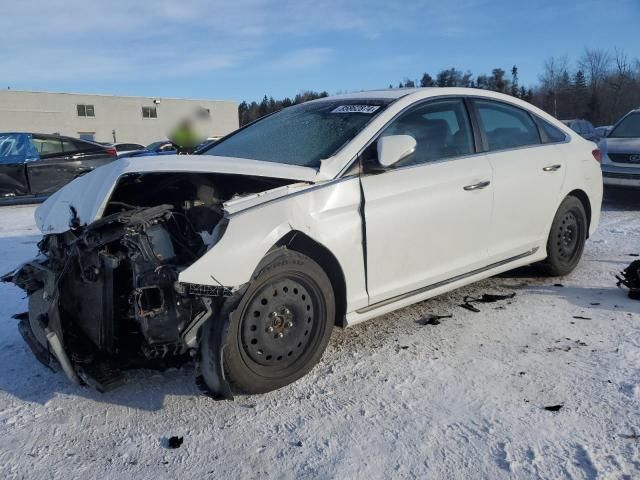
[[118, 144, 140, 151], [32, 136, 64, 157], [535, 117, 567, 143], [61, 139, 79, 153], [475, 100, 540, 151], [381, 98, 474, 167]]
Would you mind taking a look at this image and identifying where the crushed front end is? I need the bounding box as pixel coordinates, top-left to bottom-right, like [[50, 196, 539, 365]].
[[5, 204, 216, 391], [3, 171, 299, 398]]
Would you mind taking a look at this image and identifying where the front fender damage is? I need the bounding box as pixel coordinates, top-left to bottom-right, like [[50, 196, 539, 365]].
[[4, 171, 303, 399], [195, 285, 248, 401]]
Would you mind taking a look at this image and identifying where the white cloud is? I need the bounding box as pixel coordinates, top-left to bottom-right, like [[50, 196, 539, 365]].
[[267, 48, 333, 71], [0, 0, 492, 83]]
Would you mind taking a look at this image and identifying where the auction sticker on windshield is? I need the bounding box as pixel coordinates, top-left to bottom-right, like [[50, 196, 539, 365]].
[[331, 105, 381, 114]]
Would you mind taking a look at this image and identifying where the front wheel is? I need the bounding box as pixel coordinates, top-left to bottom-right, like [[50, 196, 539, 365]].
[[541, 196, 587, 276], [216, 249, 335, 394]]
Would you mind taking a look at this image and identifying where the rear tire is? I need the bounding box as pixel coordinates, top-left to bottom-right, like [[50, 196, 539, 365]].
[[222, 249, 334, 394], [541, 196, 587, 276]]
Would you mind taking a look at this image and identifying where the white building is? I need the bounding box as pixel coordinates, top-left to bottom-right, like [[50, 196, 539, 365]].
[[0, 90, 239, 145]]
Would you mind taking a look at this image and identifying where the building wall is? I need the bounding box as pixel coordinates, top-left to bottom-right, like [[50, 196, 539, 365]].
[[0, 90, 239, 145]]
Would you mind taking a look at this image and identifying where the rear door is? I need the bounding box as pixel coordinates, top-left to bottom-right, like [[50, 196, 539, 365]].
[[0, 133, 34, 199], [27, 136, 114, 195], [471, 99, 566, 262], [360, 98, 494, 305]]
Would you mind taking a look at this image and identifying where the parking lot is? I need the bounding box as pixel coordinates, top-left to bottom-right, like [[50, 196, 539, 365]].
[[0, 188, 637, 479]]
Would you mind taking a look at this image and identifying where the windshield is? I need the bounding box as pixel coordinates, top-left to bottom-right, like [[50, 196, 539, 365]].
[[200, 99, 390, 168], [609, 113, 640, 138]]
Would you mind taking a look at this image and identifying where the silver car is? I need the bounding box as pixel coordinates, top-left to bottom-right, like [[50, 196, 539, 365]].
[[600, 108, 640, 188]]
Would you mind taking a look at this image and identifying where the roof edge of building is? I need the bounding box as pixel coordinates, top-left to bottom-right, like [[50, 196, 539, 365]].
[[0, 89, 237, 105]]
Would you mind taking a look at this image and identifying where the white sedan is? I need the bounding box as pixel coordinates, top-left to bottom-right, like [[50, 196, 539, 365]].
[[4, 88, 603, 398]]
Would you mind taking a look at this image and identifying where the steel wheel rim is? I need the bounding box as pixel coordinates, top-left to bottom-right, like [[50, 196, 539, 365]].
[[556, 210, 581, 263], [238, 273, 324, 376]]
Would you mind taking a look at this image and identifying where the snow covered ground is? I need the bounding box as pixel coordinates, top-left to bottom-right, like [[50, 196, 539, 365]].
[[0, 190, 639, 479]]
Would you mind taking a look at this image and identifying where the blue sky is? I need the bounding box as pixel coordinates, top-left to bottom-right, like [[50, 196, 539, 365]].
[[1, 0, 638, 103]]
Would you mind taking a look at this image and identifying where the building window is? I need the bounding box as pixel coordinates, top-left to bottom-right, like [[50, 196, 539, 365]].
[[142, 106, 158, 118], [77, 104, 95, 117], [78, 132, 95, 141]]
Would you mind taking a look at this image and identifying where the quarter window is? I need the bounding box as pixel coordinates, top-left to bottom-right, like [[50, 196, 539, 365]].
[[535, 118, 567, 143], [61, 139, 80, 153], [475, 100, 540, 151], [77, 104, 95, 117], [142, 106, 158, 118], [380, 98, 475, 167]]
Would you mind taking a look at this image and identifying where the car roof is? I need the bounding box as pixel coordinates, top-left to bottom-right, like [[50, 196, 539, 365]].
[[306, 87, 551, 107]]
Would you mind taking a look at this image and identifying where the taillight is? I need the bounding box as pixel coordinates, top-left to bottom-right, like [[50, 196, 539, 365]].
[[592, 149, 601, 162], [106, 147, 117, 157]]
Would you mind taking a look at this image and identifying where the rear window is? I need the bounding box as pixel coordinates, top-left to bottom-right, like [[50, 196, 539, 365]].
[[201, 99, 391, 168]]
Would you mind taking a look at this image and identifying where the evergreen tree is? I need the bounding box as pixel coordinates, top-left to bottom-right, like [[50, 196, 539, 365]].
[[258, 95, 269, 117], [572, 70, 588, 118], [510, 65, 519, 97], [476, 74, 489, 89], [420, 73, 435, 87], [489, 68, 509, 93], [436, 69, 450, 87], [519, 86, 527, 100], [460, 71, 473, 88]]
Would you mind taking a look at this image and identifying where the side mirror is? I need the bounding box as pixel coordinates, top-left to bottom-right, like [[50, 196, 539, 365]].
[[377, 135, 417, 168]]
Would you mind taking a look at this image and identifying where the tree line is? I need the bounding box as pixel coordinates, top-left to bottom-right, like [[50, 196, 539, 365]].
[[535, 48, 640, 125], [238, 91, 329, 126], [238, 48, 640, 127]]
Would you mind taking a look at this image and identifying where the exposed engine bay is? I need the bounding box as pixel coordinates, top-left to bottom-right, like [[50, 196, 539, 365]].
[[3, 172, 296, 394]]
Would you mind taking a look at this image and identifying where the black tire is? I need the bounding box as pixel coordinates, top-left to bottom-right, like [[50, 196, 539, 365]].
[[541, 196, 587, 276], [221, 249, 334, 394]]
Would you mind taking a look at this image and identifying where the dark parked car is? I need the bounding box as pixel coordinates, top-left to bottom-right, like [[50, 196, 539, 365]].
[[0, 133, 118, 204], [110, 142, 146, 157], [561, 119, 600, 142], [146, 140, 176, 153]]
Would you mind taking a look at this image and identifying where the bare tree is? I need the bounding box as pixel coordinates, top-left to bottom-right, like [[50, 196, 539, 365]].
[[579, 48, 611, 92], [539, 56, 570, 117], [609, 48, 632, 117]]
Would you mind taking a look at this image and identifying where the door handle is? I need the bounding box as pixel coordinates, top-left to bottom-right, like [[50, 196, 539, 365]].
[[463, 180, 491, 191], [543, 164, 562, 172]]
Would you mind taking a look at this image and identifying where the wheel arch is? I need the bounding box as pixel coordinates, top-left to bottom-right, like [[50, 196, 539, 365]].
[[566, 189, 592, 238], [272, 231, 348, 328]]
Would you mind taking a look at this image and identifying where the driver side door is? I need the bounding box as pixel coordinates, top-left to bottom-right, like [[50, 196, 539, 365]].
[[360, 98, 494, 305]]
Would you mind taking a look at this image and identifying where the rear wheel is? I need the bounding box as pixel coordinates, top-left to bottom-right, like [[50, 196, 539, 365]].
[[222, 249, 334, 394], [541, 196, 587, 276]]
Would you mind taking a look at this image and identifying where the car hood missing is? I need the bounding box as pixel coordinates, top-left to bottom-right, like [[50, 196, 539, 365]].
[[35, 155, 319, 234]]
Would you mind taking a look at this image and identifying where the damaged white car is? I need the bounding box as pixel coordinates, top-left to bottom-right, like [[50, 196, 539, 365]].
[[3, 88, 603, 399]]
